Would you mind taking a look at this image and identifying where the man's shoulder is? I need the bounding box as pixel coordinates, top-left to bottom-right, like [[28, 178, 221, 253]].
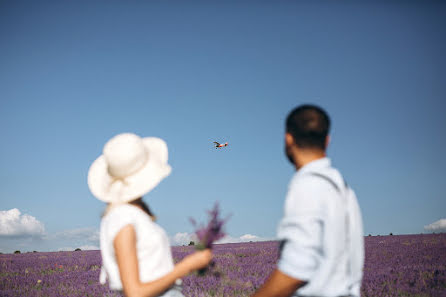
[[290, 169, 340, 193], [286, 166, 348, 206], [285, 173, 331, 210], [300, 164, 347, 188]]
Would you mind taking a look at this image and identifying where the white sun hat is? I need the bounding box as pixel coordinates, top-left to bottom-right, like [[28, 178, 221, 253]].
[[88, 133, 172, 204]]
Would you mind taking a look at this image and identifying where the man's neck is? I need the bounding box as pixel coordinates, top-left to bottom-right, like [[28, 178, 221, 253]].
[[294, 151, 326, 170]]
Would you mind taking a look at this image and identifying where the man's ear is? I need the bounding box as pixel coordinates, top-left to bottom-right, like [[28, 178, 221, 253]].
[[325, 135, 330, 149], [285, 132, 295, 146]]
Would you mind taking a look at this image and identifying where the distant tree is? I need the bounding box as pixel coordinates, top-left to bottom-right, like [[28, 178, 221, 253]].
[[14, 250, 21, 254], [75, 248, 82, 251], [188, 241, 195, 246], [368, 234, 371, 236], [33, 251, 37, 253], [389, 233, 393, 236]]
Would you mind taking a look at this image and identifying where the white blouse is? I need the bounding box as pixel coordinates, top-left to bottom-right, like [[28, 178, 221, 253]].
[[99, 204, 176, 291]]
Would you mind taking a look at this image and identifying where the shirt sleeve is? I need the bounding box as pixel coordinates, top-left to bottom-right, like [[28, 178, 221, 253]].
[[277, 177, 325, 281]]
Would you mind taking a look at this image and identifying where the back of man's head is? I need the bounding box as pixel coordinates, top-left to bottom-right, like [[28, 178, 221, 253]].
[[286, 104, 331, 151]]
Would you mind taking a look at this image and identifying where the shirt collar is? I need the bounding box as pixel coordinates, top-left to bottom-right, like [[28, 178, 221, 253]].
[[297, 157, 331, 175]]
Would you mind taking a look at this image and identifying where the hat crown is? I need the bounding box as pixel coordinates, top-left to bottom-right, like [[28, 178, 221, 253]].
[[103, 133, 148, 178]]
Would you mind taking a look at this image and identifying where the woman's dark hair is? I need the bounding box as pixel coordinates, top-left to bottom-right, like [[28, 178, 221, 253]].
[[103, 198, 156, 221], [130, 198, 156, 221], [286, 104, 330, 151]]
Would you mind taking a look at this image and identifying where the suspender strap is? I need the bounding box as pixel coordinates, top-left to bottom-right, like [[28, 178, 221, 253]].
[[308, 172, 342, 192], [307, 172, 353, 295]]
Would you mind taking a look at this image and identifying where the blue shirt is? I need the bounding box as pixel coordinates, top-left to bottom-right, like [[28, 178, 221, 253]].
[[277, 158, 364, 297]]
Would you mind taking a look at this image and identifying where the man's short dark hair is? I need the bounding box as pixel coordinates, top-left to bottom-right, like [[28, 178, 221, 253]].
[[286, 104, 330, 150]]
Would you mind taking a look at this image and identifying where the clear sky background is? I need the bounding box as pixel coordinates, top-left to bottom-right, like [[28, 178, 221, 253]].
[[1, 0, 445, 253]]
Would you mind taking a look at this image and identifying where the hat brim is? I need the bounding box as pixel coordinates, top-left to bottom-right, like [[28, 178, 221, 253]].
[[88, 137, 171, 203]]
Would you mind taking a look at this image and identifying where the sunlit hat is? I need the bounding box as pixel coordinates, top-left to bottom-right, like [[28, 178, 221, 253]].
[[88, 133, 171, 204]]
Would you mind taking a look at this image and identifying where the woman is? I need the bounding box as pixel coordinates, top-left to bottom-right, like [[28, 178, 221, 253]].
[[88, 133, 212, 297]]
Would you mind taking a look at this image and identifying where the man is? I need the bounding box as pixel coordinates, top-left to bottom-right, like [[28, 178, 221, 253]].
[[252, 105, 364, 297]]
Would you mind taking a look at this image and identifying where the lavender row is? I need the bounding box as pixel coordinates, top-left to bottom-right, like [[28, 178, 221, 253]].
[[362, 234, 446, 296], [1, 234, 445, 296]]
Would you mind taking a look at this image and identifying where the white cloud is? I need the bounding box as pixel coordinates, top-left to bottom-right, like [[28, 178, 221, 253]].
[[51, 227, 99, 252], [0, 209, 45, 237], [170, 232, 270, 246], [58, 245, 99, 252], [216, 234, 269, 244], [170, 232, 198, 246], [53, 227, 99, 242], [240, 234, 261, 241], [58, 246, 75, 251], [424, 219, 446, 232], [0, 217, 100, 253], [79, 245, 99, 250]]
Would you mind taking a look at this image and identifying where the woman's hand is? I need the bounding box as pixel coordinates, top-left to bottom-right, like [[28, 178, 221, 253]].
[[178, 249, 213, 274]]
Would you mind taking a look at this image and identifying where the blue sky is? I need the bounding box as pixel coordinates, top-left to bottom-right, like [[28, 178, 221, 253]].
[[1, 1, 445, 253]]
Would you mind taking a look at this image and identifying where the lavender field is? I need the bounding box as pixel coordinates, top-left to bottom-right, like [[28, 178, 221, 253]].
[[1, 233, 445, 297]]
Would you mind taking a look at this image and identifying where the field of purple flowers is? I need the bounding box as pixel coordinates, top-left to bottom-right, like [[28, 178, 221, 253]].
[[0, 233, 445, 297], [361, 234, 446, 297]]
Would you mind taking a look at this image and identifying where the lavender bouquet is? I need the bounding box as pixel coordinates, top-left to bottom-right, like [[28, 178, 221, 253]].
[[190, 202, 229, 274]]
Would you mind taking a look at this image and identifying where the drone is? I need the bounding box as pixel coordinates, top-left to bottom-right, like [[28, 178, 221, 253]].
[[213, 141, 228, 149]]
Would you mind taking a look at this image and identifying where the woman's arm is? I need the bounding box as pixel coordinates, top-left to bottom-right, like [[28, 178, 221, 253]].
[[114, 224, 212, 297]]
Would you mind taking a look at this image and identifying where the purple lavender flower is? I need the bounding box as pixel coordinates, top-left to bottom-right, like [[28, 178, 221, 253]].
[[1, 234, 445, 296], [190, 202, 229, 250]]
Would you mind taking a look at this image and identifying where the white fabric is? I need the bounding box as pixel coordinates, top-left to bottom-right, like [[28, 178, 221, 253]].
[[277, 157, 364, 297], [99, 204, 178, 293]]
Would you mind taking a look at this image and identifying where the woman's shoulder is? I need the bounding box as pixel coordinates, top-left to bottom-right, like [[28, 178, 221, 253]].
[[103, 204, 148, 222], [101, 204, 152, 239]]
